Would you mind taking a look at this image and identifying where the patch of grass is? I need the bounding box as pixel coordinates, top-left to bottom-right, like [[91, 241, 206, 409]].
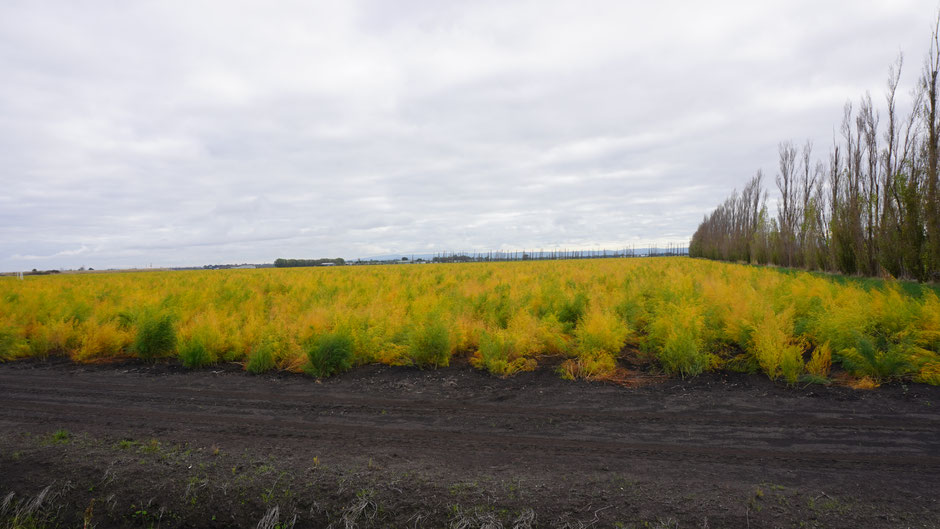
[[0, 327, 25, 362], [115, 439, 138, 450], [803, 268, 940, 297], [835, 336, 916, 382], [0, 485, 60, 529], [246, 336, 277, 374], [179, 338, 212, 368], [49, 429, 70, 444], [557, 292, 588, 332], [799, 373, 830, 386], [140, 438, 161, 454], [305, 331, 354, 378], [408, 320, 452, 368], [133, 310, 177, 361]]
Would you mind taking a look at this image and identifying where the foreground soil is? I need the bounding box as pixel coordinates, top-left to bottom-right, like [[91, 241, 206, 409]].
[[1, 359, 938, 528]]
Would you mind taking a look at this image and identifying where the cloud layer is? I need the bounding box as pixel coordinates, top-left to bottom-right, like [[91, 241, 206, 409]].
[[0, 0, 935, 269]]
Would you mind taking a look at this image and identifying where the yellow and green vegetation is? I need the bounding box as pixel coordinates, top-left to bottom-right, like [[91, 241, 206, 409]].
[[1, 258, 938, 386]]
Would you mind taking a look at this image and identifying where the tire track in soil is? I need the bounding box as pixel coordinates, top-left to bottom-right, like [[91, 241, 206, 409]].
[[1, 373, 935, 430], [1, 369, 939, 476]]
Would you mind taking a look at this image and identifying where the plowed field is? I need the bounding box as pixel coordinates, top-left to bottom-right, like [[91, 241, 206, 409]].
[[1, 360, 938, 528]]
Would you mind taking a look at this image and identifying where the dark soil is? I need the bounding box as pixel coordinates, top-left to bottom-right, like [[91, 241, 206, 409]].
[[1, 358, 938, 528]]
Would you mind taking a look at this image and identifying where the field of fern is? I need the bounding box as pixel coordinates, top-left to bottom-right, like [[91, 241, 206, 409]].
[[0, 258, 938, 386]]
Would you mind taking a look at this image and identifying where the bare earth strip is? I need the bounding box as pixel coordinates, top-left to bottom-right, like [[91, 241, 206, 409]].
[[0, 360, 938, 528]]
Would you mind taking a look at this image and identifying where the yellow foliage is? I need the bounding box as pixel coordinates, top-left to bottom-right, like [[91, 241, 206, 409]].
[[0, 258, 937, 384], [647, 302, 710, 377], [558, 355, 617, 380], [805, 342, 832, 377], [916, 292, 940, 350], [750, 308, 804, 384], [847, 375, 881, 390], [73, 322, 131, 362], [471, 329, 538, 377], [915, 361, 940, 385], [575, 309, 630, 358]]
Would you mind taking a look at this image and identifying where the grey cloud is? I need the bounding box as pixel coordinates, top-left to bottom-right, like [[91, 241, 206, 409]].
[[0, 0, 936, 270]]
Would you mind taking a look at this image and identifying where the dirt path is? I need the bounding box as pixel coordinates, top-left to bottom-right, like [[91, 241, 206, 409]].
[[1, 360, 939, 528]]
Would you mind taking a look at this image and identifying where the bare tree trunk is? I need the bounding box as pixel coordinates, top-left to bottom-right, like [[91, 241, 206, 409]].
[[798, 141, 819, 268], [829, 141, 844, 272], [776, 141, 798, 267], [859, 93, 880, 276], [924, 14, 940, 279]]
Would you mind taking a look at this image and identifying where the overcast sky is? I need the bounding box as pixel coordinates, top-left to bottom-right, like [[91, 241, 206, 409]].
[[0, 1, 936, 270]]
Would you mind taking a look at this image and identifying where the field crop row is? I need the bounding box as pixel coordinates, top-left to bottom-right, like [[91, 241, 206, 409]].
[[1, 258, 938, 386]]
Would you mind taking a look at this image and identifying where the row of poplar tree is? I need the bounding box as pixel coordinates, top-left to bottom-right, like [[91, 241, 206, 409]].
[[690, 18, 940, 282]]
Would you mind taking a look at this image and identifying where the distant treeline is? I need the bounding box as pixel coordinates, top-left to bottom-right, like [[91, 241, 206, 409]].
[[26, 269, 61, 275], [274, 258, 345, 268], [427, 247, 687, 263], [0, 269, 61, 277], [691, 17, 940, 282]]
